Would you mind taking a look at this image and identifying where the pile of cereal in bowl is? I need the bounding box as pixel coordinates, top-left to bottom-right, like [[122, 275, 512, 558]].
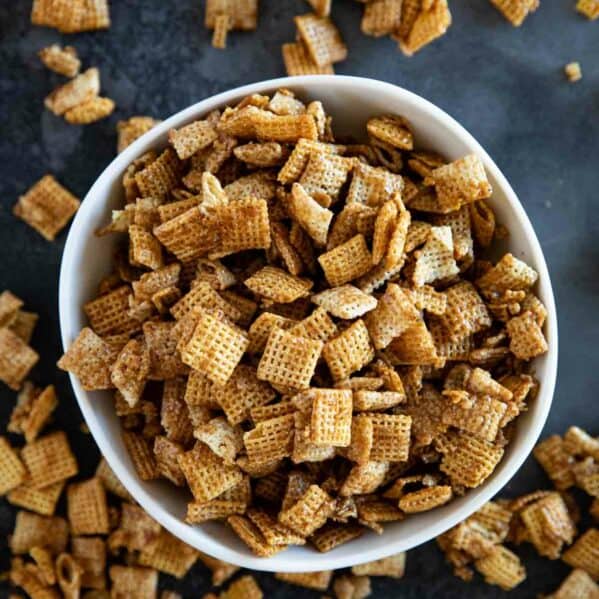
[[58, 88, 549, 557]]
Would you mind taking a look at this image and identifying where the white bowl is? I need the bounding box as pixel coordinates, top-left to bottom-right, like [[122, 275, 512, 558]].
[[59, 76, 558, 573]]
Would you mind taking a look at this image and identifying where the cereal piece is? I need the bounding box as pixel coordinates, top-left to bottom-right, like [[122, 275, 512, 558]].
[[196, 553, 238, 586], [213, 14, 231, 49], [362, 413, 411, 462], [0, 328, 38, 391], [436, 431, 504, 488], [71, 536, 106, 590], [371, 201, 398, 265], [227, 514, 284, 557], [234, 142, 288, 167], [29, 545, 56, 586], [506, 311, 548, 360], [244, 414, 295, 464], [10, 510, 69, 555], [275, 570, 333, 590], [299, 153, 354, 203], [562, 529, 599, 579], [442, 393, 507, 442], [361, 0, 403, 36], [181, 311, 248, 385], [109, 566, 158, 599], [245, 266, 313, 304], [7, 480, 64, 516], [292, 410, 335, 463], [550, 569, 599, 598], [64, 96, 115, 124], [564, 61, 582, 83], [258, 328, 322, 390], [44, 68, 99, 116], [490, 0, 539, 26], [352, 553, 406, 578], [247, 312, 295, 354], [282, 42, 335, 76], [109, 339, 149, 408], [247, 508, 306, 546], [108, 502, 161, 553], [312, 522, 365, 553], [13, 174, 80, 241], [353, 390, 404, 411], [38, 44, 80, 77], [295, 13, 347, 67], [171, 282, 240, 323], [323, 319, 375, 381], [67, 478, 110, 535], [279, 484, 334, 536], [220, 575, 263, 599], [288, 183, 334, 247], [365, 284, 420, 350], [138, 529, 198, 578], [340, 460, 389, 496], [143, 321, 188, 380], [0, 290, 23, 326], [194, 417, 243, 464], [367, 115, 413, 151], [564, 426, 599, 460], [476, 253, 538, 295], [85, 286, 140, 337], [398, 0, 452, 55], [95, 457, 132, 500], [21, 431, 78, 489], [413, 226, 459, 286], [153, 436, 185, 486], [398, 485, 453, 513], [309, 389, 353, 446], [312, 285, 377, 320], [8, 310, 39, 344], [346, 163, 404, 207], [307, 0, 332, 16], [474, 545, 526, 590], [319, 235, 373, 287], [205, 0, 258, 30], [289, 306, 337, 342], [224, 171, 277, 202], [0, 437, 27, 495], [577, 0, 599, 19], [160, 378, 193, 445], [332, 573, 371, 599], [386, 319, 439, 366], [117, 116, 160, 153], [279, 138, 342, 185], [178, 443, 243, 503], [122, 431, 159, 480]]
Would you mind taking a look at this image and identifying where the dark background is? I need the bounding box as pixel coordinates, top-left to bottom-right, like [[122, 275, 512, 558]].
[[1, 1, 598, 597]]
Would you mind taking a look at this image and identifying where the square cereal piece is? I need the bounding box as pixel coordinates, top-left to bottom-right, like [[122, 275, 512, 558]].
[[57, 327, 117, 390], [214, 364, 277, 425], [96, 457, 133, 501], [346, 414, 374, 464], [562, 529, 599, 579], [549, 569, 599, 599], [398, 485, 453, 513], [295, 13, 347, 66], [398, 0, 452, 56], [161, 378, 194, 445], [0, 328, 39, 390], [323, 319, 375, 381], [563, 426, 599, 460], [178, 442, 243, 503], [122, 431, 159, 481], [436, 431, 504, 488], [365, 283, 420, 350], [340, 461, 389, 496], [348, 166, 403, 212], [441, 393, 507, 442], [9, 310, 39, 344], [319, 235, 373, 287], [247, 508, 306, 546], [7, 480, 64, 516], [289, 307, 337, 342], [227, 514, 285, 557], [139, 529, 199, 578], [143, 321, 188, 380], [288, 183, 333, 247], [366, 115, 413, 151], [366, 413, 412, 462], [0, 289, 23, 326], [352, 553, 406, 578], [535, 434, 575, 490], [72, 536, 107, 590], [84, 285, 139, 337], [220, 575, 263, 599], [110, 339, 150, 408], [117, 116, 160, 153], [108, 502, 161, 553], [311, 522, 364, 553], [299, 152, 355, 200], [170, 281, 241, 322], [275, 570, 333, 590], [129, 225, 163, 270], [21, 431, 78, 489], [424, 154, 492, 212], [362, 0, 403, 36], [215, 198, 272, 255], [154, 436, 185, 486], [252, 111, 318, 143], [564, 62, 582, 83], [10, 510, 68, 555], [506, 311, 548, 360], [0, 437, 27, 495], [13, 174, 80, 241], [67, 477, 110, 535], [205, 0, 258, 30], [245, 266, 313, 304], [64, 96, 116, 125], [474, 545, 526, 591], [279, 484, 334, 537], [353, 390, 404, 411], [109, 566, 158, 599], [135, 148, 181, 199], [258, 328, 323, 390], [194, 417, 243, 464], [38, 44, 81, 77], [292, 410, 335, 463], [169, 119, 217, 160], [282, 42, 335, 76], [413, 226, 459, 286], [44, 68, 99, 115], [244, 413, 295, 464], [490, 0, 539, 26], [577, 0, 599, 19], [307, 0, 332, 16], [181, 311, 248, 386], [310, 389, 352, 446], [312, 285, 377, 320], [278, 138, 342, 184], [476, 253, 538, 295]]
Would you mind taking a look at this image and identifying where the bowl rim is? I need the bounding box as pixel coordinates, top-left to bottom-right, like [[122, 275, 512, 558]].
[[59, 75, 558, 572]]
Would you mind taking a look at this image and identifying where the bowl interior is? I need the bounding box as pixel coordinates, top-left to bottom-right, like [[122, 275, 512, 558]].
[[59, 76, 557, 572]]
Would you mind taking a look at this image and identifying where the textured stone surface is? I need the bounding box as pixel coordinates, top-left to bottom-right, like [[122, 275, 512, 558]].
[[1, 1, 598, 597]]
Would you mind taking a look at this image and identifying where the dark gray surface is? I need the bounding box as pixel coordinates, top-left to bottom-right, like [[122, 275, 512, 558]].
[[1, 1, 598, 597]]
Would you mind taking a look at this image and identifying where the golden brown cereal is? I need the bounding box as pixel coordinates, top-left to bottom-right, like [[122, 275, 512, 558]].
[[38, 44, 80, 77], [289, 306, 337, 343], [138, 529, 198, 578], [0, 328, 38, 391], [227, 514, 285, 557], [398, 0, 452, 55], [110, 339, 150, 408], [308, 389, 352, 446], [353, 390, 404, 411], [122, 430, 159, 480], [7, 480, 64, 516], [8, 310, 39, 345], [13, 174, 80, 241], [71, 536, 106, 590], [245, 266, 312, 304], [577, 0, 599, 19], [21, 431, 78, 489], [0, 289, 23, 326], [205, 0, 258, 30], [279, 484, 334, 536], [258, 327, 322, 390], [564, 62, 583, 83], [211, 13, 231, 48], [312, 522, 365, 553], [319, 235, 373, 287], [196, 553, 239, 587], [323, 319, 374, 381], [489, 0, 539, 26], [108, 502, 161, 554], [361, 0, 403, 36], [244, 413, 295, 464], [117, 116, 160, 153], [474, 545, 526, 590], [289, 183, 334, 246], [275, 570, 333, 590], [67, 477, 110, 535], [367, 115, 413, 151], [352, 553, 406, 578], [44, 68, 100, 115], [0, 437, 27, 495], [95, 457, 132, 501], [506, 311, 548, 360], [247, 508, 306, 546], [220, 574, 263, 599], [10, 510, 69, 555], [64, 96, 115, 125], [312, 285, 377, 320], [300, 152, 355, 200], [476, 253, 538, 295], [109, 566, 158, 599], [282, 42, 335, 76], [295, 13, 348, 67], [562, 528, 599, 579], [549, 568, 599, 599]]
